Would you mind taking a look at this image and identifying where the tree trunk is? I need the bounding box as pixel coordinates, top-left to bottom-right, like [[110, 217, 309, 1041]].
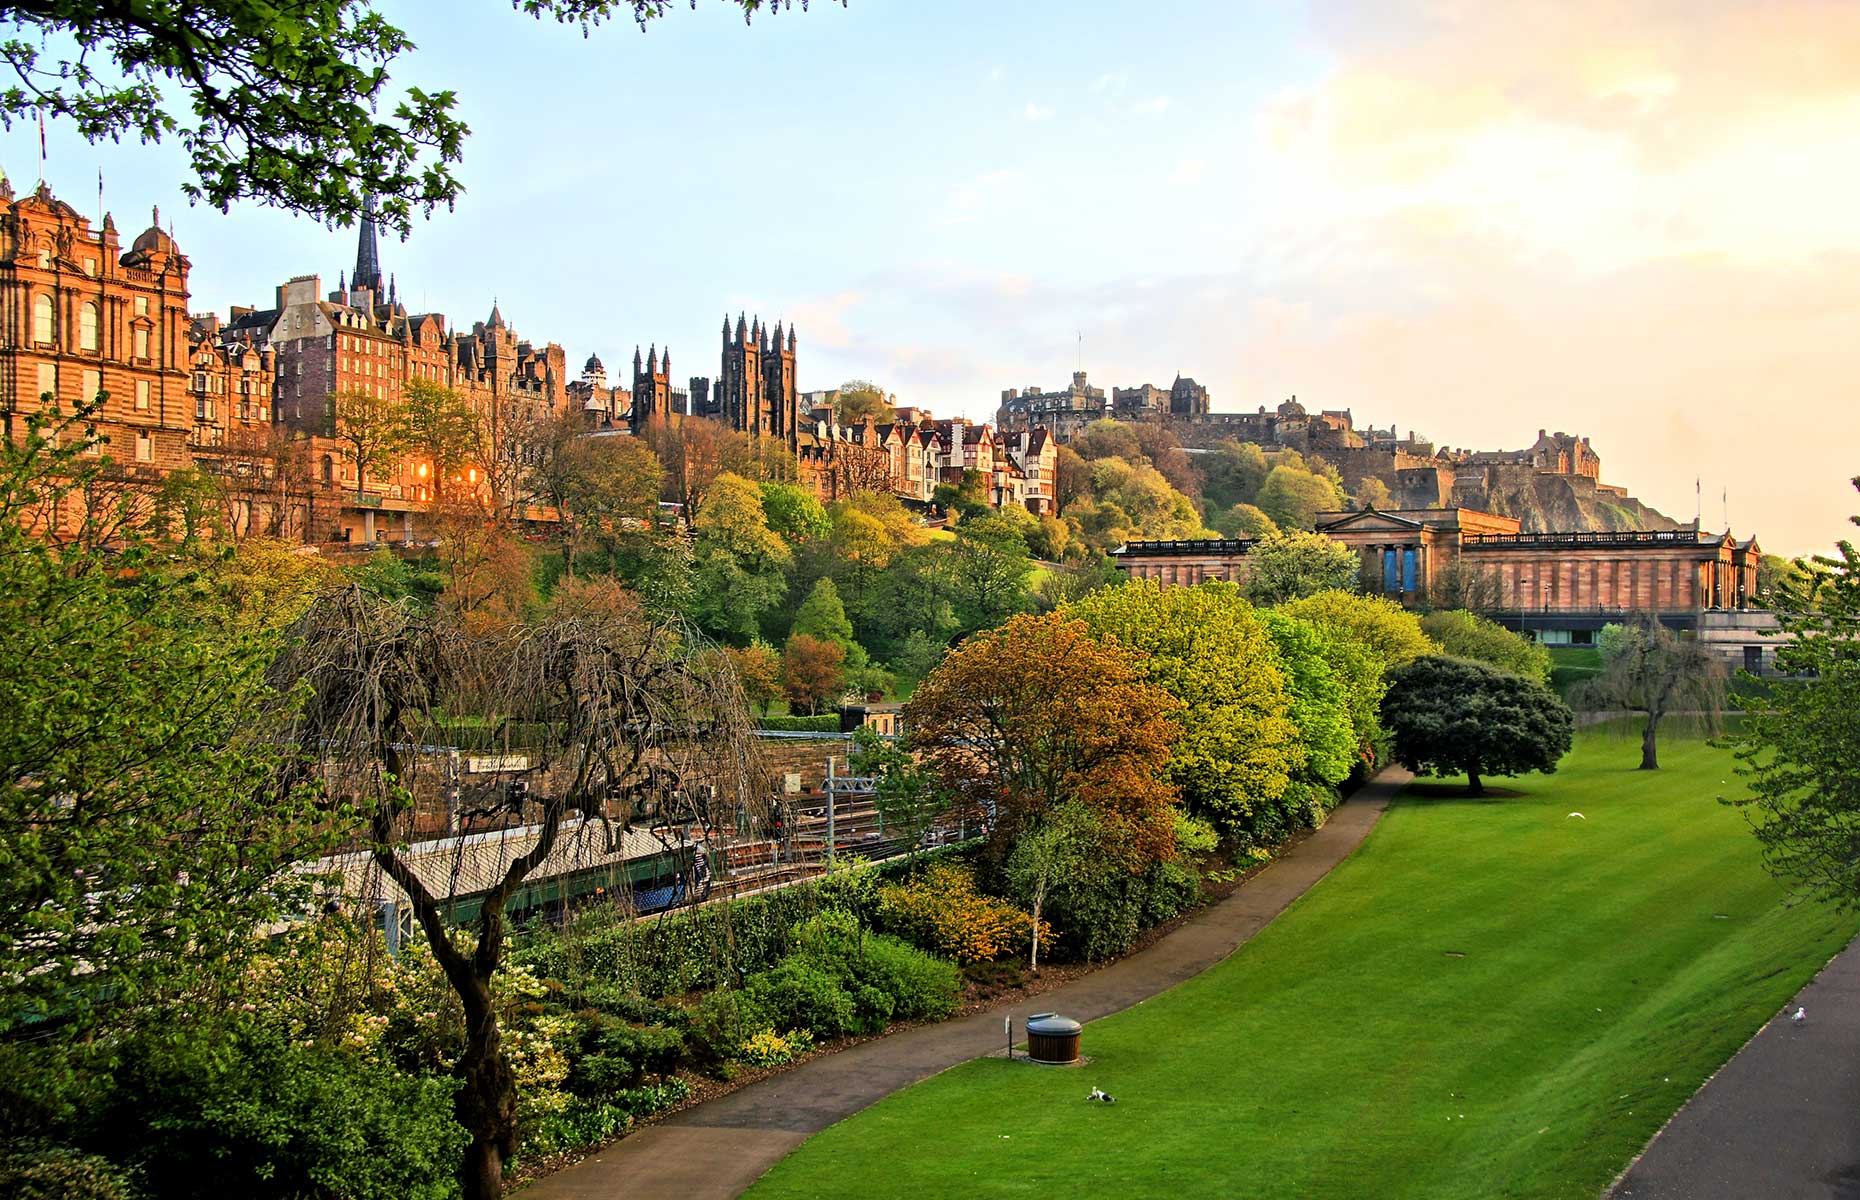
[[1029, 887, 1044, 973], [456, 978, 517, 1200], [1465, 768, 1484, 797], [1639, 714, 1660, 770]]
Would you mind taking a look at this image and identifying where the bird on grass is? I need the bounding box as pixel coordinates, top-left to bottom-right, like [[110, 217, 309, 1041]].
[[1088, 1087, 1116, 1104], [1567, 813, 1586, 820], [1792, 1007, 1807, 1025]]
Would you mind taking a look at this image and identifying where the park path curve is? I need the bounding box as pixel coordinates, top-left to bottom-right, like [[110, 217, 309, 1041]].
[[518, 768, 1406, 1200], [1611, 932, 1860, 1200]]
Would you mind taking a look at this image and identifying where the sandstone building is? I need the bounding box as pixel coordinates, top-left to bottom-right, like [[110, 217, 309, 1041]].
[[1112, 506, 1760, 642]]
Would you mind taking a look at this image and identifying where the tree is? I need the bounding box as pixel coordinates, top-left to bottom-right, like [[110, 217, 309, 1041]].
[[1073, 419, 1142, 463], [149, 465, 225, 546], [782, 633, 846, 714], [690, 471, 790, 643], [1200, 440, 1270, 511], [904, 613, 1181, 868], [280, 580, 758, 1200], [527, 419, 663, 576], [760, 480, 830, 546], [1728, 503, 1860, 905], [641, 414, 755, 516], [1257, 609, 1359, 791], [1210, 501, 1278, 541], [1576, 617, 1726, 770], [1053, 444, 1091, 510], [792, 576, 858, 656], [942, 514, 1034, 633], [1382, 655, 1574, 796], [1280, 590, 1437, 667], [1756, 553, 1805, 605], [727, 640, 784, 715], [9, 0, 834, 235], [1425, 557, 1502, 615], [1240, 529, 1360, 606], [0, 412, 335, 1036], [833, 380, 893, 426], [329, 386, 407, 502], [850, 725, 949, 857], [1421, 609, 1550, 683], [932, 468, 989, 520], [1352, 476, 1393, 511], [833, 440, 897, 496], [1005, 801, 1095, 970], [1068, 580, 1305, 840], [1254, 462, 1347, 531], [401, 380, 480, 502]]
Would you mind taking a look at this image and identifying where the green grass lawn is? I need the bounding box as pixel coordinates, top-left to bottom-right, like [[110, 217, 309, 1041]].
[[1548, 645, 1603, 699], [746, 727, 1857, 1200]]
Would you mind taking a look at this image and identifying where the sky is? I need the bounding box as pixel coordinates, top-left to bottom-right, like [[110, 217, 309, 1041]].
[[9, 0, 1860, 556]]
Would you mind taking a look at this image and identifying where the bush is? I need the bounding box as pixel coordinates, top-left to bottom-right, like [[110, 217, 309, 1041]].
[[0, 1143, 138, 1200], [746, 959, 860, 1038], [739, 1027, 817, 1069], [569, 1022, 686, 1095], [522, 1078, 691, 1160], [853, 934, 960, 1022], [1045, 860, 1201, 962], [682, 988, 771, 1073], [876, 863, 1036, 964], [100, 1025, 466, 1200]]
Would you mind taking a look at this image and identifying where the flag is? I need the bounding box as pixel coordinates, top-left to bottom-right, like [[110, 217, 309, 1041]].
[[37, 107, 46, 180]]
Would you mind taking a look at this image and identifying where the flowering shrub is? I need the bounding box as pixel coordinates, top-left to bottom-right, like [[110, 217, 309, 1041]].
[[739, 1027, 816, 1069], [877, 864, 1048, 964]]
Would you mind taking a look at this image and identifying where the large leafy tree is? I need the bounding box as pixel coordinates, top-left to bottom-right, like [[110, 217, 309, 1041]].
[[1254, 462, 1347, 531], [690, 470, 789, 642], [1420, 609, 1550, 683], [1382, 655, 1574, 796], [941, 513, 1034, 633], [4, 0, 836, 233], [1241, 528, 1361, 606], [1576, 617, 1725, 770], [1729, 500, 1860, 906], [1067, 580, 1304, 840], [329, 385, 408, 502], [1257, 609, 1359, 790], [905, 613, 1181, 868], [1280, 590, 1436, 761], [0, 413, 335, 1034], [831, 379, 893, 426], [400, 379, 479, 502]]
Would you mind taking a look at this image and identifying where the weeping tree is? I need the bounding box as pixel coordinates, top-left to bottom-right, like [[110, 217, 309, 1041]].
[[274, 577, 763, 1200], [1575, 616, 1726, 770]]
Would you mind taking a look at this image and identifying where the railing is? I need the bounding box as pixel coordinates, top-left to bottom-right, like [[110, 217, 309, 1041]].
[[1463, 530, 1707, 550], [1114, 538, 1256, 556]]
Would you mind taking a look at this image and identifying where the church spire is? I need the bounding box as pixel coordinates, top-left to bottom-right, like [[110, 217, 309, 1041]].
[[352, 192, 384, 296]]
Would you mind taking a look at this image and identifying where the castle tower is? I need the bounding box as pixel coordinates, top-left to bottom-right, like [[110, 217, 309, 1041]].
[[630, 343, 676, 433], [719, 311, 763, 436]]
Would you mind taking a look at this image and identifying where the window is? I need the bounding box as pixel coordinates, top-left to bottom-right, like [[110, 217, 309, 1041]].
[[194, 371, 207, 391], [32, 295, 52, 343], [133, 327, 149, 359], [196, 397, 214, 421], [84, 257, 96, 276], [36, 247, 50, 268], [135, 380, 150, 411], [36, 363, 55, 402], [134, 296, 149, 317], [81, 369, 101, 404], [79, 303, 98, 351], [135, 431, 153, 462]]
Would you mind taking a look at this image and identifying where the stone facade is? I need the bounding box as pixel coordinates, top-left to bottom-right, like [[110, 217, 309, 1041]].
[[0, 182, 196, 500], [997, 371, 1106, 442], [1113, 507, 1762, 638]]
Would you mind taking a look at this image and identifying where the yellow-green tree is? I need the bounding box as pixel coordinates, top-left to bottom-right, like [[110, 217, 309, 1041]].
[[1066, 580, 1304, 840]]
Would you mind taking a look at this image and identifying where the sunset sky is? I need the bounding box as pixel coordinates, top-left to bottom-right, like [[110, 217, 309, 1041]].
[[12, 0, 1858, 555]]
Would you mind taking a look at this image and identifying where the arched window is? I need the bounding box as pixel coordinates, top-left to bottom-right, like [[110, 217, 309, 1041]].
[[321, 455, 334, 485], [79, 302, 99, 352], [32, 294, 53, 344]]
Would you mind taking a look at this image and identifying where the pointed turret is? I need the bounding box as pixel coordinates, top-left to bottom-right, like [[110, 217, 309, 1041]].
[[353, 192, 384, 296], [389, 273, 398, 306], [736, 312, 747, 341], [788, 325, 796, 352], [634, 346, 644, 371], [661, 346, 670, 375], [487, 298, 504, 328], [647, 344, 658, 374]]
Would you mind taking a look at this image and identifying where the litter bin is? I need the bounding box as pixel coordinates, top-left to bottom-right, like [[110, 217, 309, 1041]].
[[1025, 1012, 1082, 1064]]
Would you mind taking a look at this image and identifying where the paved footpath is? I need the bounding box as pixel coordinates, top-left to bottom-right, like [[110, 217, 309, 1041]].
[[518, 769, 1405, 1200], [1612, 933, 1860, 1200]]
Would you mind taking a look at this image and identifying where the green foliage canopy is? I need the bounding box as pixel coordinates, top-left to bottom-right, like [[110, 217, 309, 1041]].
[[1382, 655, 1574, 795], [1241, 529, 1361, 606], [1420, 609, 1551, 683]]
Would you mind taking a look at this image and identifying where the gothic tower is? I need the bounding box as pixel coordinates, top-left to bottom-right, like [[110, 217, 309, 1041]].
[[717, 312, 797, 449], [352, 192, 384, 298], [630, 344, 676, 433]]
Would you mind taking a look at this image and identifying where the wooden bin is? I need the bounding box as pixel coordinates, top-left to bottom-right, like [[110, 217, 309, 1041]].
[[1025, 1012, 1082, 1064]]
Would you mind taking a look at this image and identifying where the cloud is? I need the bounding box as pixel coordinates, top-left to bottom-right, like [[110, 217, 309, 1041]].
[[1168, 159, 1204, 186], [1024, 101, 1055, 121], [935, 169, 1024, 227], [988, 64, 1005, 82], [1131, 96, 1171, 115], [1091, 69, 1129, 95]]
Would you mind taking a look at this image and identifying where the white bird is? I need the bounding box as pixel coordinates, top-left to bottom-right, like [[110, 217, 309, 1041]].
[[1567, 813, 1586, 820], [1792, 1007, 1807, 1024]]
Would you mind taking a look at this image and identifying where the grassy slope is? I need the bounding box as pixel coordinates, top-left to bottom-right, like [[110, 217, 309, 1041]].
[[748, 729, 1856, 1200]]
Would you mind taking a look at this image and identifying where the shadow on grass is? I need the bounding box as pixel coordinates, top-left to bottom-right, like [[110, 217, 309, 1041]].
[[1399, 782, 1529, 804]]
